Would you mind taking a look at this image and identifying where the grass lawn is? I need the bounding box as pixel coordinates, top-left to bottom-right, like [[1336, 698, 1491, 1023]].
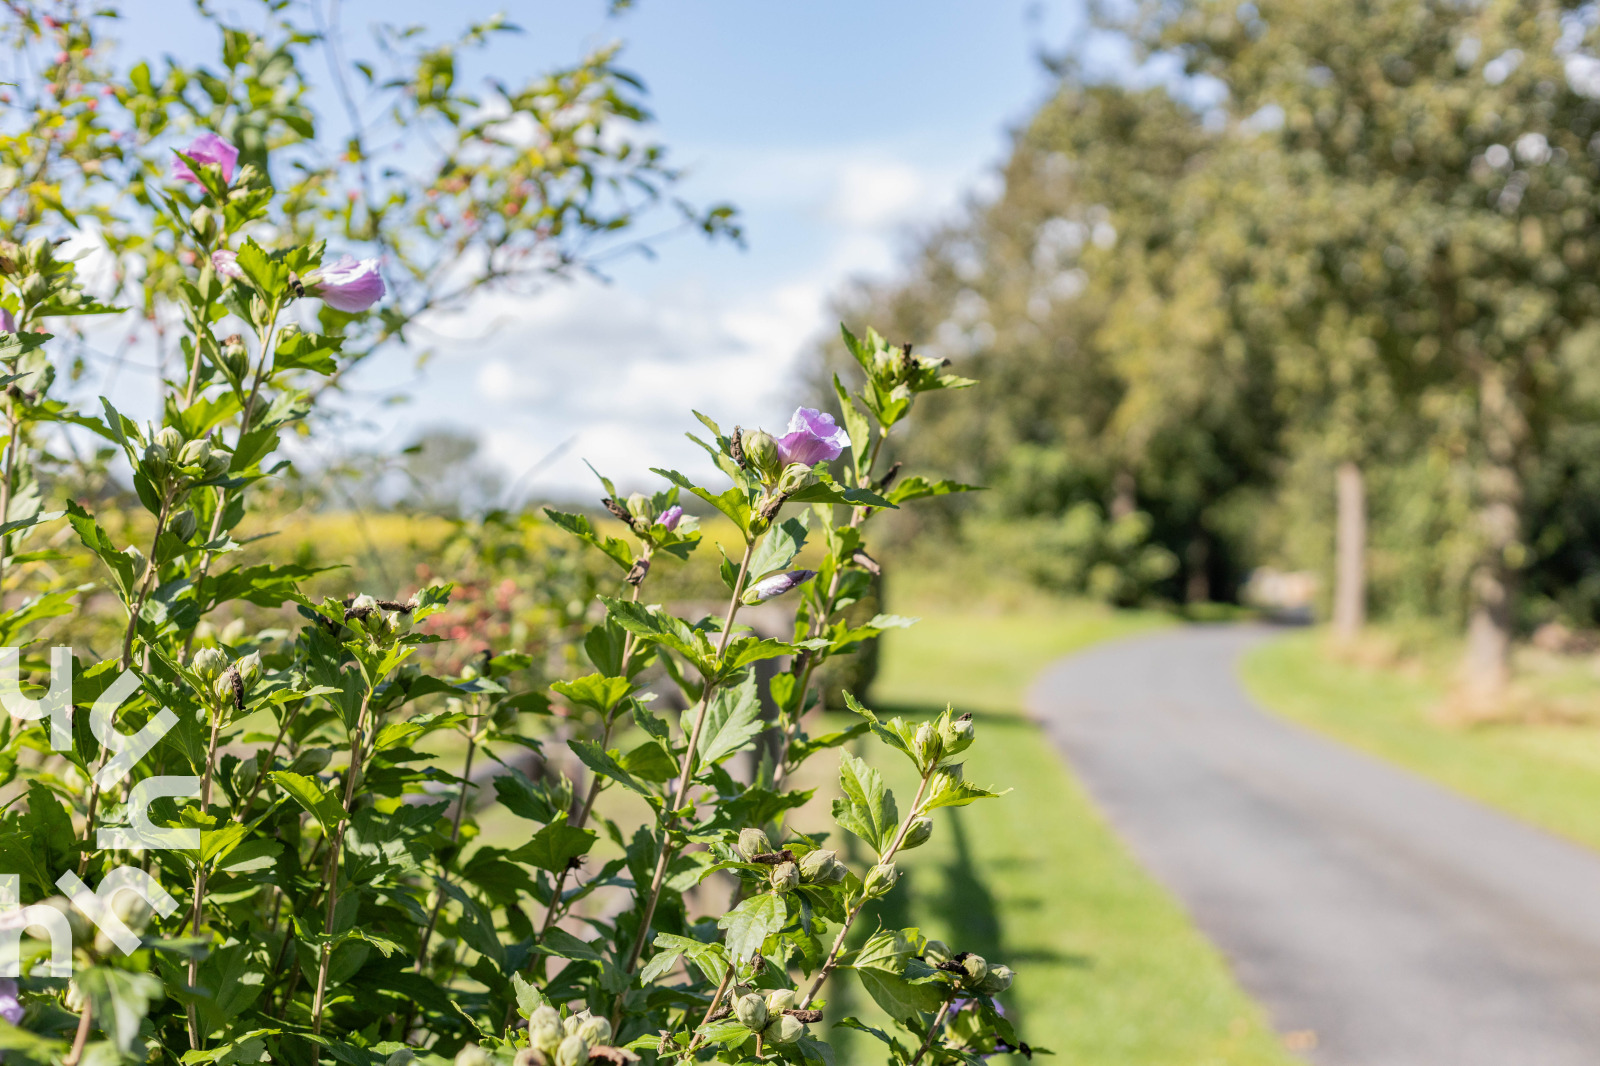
[[821, 598, 1300, 1066], [1239, 630, 1600, 853]]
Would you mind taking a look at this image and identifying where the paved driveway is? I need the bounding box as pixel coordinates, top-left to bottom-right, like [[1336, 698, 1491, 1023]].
[[1029, 625, 1600, 1066]]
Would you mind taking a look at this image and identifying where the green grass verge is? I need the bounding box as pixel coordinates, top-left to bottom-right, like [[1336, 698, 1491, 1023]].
[[823, 601, 1298, 1066], [1239, 629, 1600, 854]]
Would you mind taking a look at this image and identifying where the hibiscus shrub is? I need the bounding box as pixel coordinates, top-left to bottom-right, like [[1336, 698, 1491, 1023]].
[[0, 20, 1033, 1066]]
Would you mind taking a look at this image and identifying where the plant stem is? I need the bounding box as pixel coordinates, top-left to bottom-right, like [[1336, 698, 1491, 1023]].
[[63, 1000, 91, 1066], [798, 768, 934, 1008], [311, 688, 373, 1035], [612, 539, 755, 1024], [0, 399, 22, 595], [910, 998, 956, 1066], [238, 700, 301, 820], [119, 490, 174, 670], [415, 707, 483, 971], [186, 702, 226, 1049]]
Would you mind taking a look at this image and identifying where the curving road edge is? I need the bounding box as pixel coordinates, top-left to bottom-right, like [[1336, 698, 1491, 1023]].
[[1028, 623, 1600, 1066]]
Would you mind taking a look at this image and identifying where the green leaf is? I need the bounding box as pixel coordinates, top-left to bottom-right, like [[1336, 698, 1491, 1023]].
[[652, 468, 753, 537], [511, 822, 597, 872], [885, 476, 982, 505], [544, 509, 634, 571], [853, 929, 943, 1021], [551, 673, 635, 714], [717, 893, 785, 969], [569, 737, 649, 797], [539, 926, 606, 963], [784, 471, 894, 509], [513, 973, 546, 1020], [748, 513, 809, 580], [641, 932, 727, 985], [234, 238, 289, 296], [831, 752, 897, 855], [697, 671, 764, 766], [924, 765, 1006, 811], [833, 374, 875, 482], [494, 767, 562, 823], [65, 499, 137, 596], [268, 771, 346, 832]]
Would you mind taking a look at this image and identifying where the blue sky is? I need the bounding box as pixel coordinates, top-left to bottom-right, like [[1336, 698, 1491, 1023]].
[[107, 0, 1101, 500]]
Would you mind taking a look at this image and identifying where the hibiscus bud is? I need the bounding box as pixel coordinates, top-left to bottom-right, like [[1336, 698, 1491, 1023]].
[[235, 754, 258, 795], [734, 991, 768, 1031], [64, 978, 86, 1012], [765, 989, 798, 1013], [923, 939, 952, 965], [863, 862, 899, 898], [742, 569, 817, 605], [289, 747, 331, 775], [764, 1014, 806, 1044], [901, 816, 934, 850], [555, 1034, 588, 1066], [202, 449, 230, 479], [512, 1050, 544, 1066], [977, 963, 1014, 995], [190, 204, 219, 243], [798, 848, 846, 884], [170, 508, 198, 543], [737, 828, 772, 860], [454, 1046, 490, 1066], [154, 426, 183, 454], [177, 438, 211, 468], [960, 954, 989, 984], [931, 765, 964, 798], [577, 1015, 611, 1046], [741, 429, 782, 482], [625, 492, 654, 524], [236, 650, 262, 688], [192, 646, 227, 682], [770, 861, 800, 894], [659, 504, 683, 531], [940, 713, 975, 756], [220, 332, 249, 379], [528, 1006, 562, 1054], [913, 720, 942, 768]]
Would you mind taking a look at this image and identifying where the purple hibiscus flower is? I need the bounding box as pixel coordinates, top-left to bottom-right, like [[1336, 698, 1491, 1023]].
[[313, 255, 386, 312], [742, 569, 817, 605], [659, 505, 683, 531], [211, 249, 244, 280], [0, 309, 14, 333], [172, 133, 239, 185], [0, 977, 21, 1024], [775, 407, 849, 467]]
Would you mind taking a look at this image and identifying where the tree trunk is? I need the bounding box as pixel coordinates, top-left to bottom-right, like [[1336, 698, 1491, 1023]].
[[1185, 534, 1210, 605], [1332, 460, 1366, 641], [1110, 469, 1137, 521], [1461, 363, 1524, 702]]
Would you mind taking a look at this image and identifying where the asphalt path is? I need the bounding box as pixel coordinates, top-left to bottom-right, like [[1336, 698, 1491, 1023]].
[[1028, 624, 1600, 1066]]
